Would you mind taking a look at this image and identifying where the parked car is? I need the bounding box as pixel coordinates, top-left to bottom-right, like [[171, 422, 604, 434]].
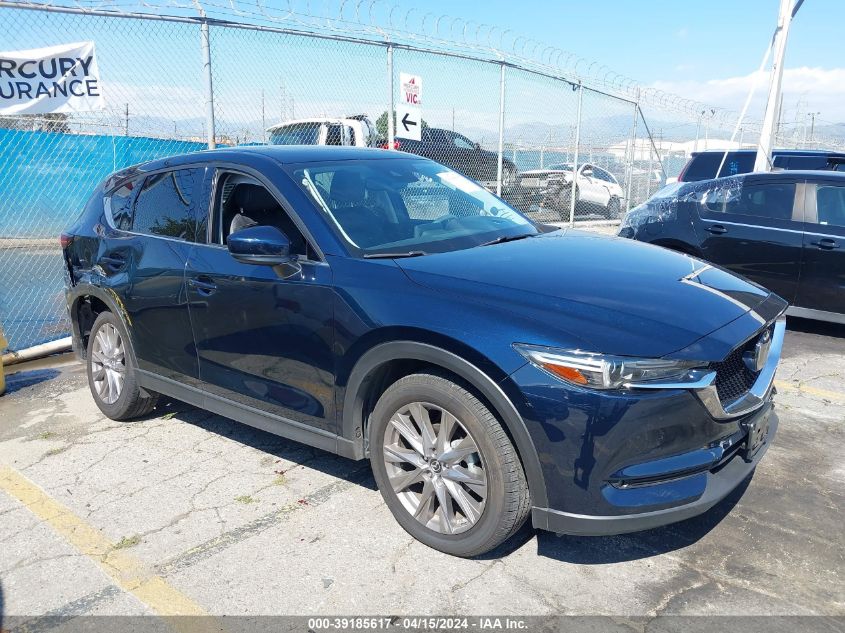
[[619, 171, 845, 323], [63, 146, 785, 556], [268, 115, 379, 148], [510, 163, 625, 219], [677, 149, 845, 182], [391, 127, 518, 191]]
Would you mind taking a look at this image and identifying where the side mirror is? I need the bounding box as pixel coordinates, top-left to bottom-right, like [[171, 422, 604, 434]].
[[227, 225, 292, 266]]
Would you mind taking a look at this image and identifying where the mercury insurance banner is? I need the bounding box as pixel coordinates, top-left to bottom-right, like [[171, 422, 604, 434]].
[[0, 41, 104, 115]]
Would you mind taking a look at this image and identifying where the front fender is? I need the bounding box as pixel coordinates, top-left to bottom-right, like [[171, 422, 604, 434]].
[[341, 340, 548, 508]]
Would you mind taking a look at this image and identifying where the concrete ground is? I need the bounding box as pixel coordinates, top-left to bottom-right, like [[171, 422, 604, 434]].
[[0, 318, 843, 622]]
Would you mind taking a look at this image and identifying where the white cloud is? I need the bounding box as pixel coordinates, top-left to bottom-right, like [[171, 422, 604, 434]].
[[649, 66, 845, 123]]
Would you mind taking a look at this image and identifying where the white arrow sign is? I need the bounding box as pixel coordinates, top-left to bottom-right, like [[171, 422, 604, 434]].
[[395, 104, 421, 141]]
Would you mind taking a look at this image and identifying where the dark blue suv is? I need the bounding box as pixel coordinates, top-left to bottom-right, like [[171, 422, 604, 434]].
[[63, 146, 786, 556]]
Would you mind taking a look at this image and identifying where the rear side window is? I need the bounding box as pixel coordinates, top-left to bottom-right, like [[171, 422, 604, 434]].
[[132, 168, 207, 241], [683, 153, 755, 181], [325, 124, 343, 146], [783, 155, 829, 170], [816, 186, 845, 228], [106, 180, 139, 231], [269, 123, 320, 145]]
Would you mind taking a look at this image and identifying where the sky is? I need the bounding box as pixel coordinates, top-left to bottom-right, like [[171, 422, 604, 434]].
[[3, 0, 843, 143], [411, 0, 845, 126]]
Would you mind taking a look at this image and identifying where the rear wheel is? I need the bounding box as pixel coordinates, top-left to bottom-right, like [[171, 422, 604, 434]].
[[370, 373, 530, 557], [86, 311, 158, 420]]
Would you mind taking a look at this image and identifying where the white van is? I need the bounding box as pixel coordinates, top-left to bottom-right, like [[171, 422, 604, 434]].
[[267, 116, 378, 148]]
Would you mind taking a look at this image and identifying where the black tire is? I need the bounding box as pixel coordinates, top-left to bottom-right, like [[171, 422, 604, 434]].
[[558, 185, 578, 220], [605, 196, 621, 219], [86, 311, 158, 420], [501, 165, 517, 189], [369, 372, 530, 557]]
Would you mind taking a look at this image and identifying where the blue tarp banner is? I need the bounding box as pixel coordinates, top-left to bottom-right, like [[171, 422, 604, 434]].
[[0, 128, 208, 351]]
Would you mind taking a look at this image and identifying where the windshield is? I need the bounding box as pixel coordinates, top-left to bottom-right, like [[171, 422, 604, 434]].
[[269, 123, 321, 145], [290, 158, 537, 256]]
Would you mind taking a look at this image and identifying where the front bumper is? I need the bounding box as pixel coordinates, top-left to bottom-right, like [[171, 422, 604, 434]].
[[508, 314, 785, 536], [532, 404, 777, 536]]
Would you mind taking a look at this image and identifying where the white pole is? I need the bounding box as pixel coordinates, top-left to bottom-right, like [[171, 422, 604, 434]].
[[496, 63, 506, 196], [193, 0, 216, 151], [387, 45, 395, 149], [569, 82, 583, 226], [755, 0, 794, 172], [199, 20, 216, 149], [625, 89, 640, 212]]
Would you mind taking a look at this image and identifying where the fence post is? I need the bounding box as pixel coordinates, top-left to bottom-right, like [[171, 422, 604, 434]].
[[496, 62, 506, 196], [199, 17, 216, 149], [387, 44, 395, 148], [624, 88, 640, 212], [569, 81, 583, 226]]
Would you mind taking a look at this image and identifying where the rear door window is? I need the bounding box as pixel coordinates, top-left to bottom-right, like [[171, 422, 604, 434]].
[[815, 186, 845, 228], [700, 180, 796, 221], [132, 168, 207, 241]]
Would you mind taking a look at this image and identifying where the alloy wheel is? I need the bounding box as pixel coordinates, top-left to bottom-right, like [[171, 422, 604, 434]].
[[91, 323, 126, 405], [382, 401, 488, 535]]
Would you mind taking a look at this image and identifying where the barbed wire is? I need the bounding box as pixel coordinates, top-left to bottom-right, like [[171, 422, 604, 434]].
[[2, 0, 752, 131]]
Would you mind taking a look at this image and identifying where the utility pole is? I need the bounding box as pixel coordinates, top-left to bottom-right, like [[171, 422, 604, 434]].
[[124, 103, 129, 136], [703, 109, 715, 151], [755, 0, 802, 172], [261, 89, 266, 143], [694, 110, 705, 152], [808, 111, 820, 145]]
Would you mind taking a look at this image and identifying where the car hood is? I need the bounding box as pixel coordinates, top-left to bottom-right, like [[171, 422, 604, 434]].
[[396, 230, 775, 358]]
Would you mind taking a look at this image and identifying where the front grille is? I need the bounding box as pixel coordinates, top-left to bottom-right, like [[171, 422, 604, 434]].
[[711, 333, 765, 403]]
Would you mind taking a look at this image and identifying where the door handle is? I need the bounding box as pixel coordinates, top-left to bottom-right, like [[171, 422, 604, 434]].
[[706, 224, 727, 235], [188, 277, 218, 295], [811, 238, 839, 250]]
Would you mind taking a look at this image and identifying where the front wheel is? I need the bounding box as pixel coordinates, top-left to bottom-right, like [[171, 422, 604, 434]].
[[605, 196, 621, 219], [501, 165, 517, 189], [369, 373, 530, 557], [558, 185, 579, 220]]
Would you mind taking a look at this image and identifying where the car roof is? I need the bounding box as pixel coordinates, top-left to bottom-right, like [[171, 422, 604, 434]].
[[691, 148, 845, 158], [266, 117, 358, 132], [138, 146, 412, 172], [683, 169, 845, 187]]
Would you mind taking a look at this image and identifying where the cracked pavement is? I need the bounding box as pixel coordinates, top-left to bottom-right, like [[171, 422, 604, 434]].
[[0, 318, 843, 618]]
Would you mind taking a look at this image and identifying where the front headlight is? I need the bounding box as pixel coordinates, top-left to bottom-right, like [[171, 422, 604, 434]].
[[514, 344, 707, 390]]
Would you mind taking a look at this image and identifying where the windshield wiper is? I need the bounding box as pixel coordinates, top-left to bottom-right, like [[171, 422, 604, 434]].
[[479, 233, 535, 247], [363, 250, 427, 259]]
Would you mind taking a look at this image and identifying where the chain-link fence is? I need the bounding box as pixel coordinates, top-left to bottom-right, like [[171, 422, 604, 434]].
[[0, 0, 840, 353]]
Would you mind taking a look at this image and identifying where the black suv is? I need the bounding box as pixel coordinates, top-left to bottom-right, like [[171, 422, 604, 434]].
[[393, 127, 518, 189], [678, 149, 845, 182], [619, 171, 845, 323]]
